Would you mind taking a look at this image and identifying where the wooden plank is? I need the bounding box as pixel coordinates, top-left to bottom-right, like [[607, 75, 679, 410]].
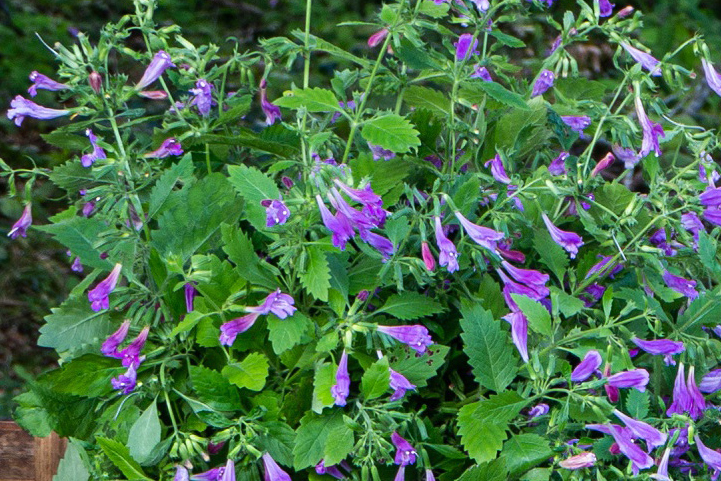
[[0, 422, 66, 481]]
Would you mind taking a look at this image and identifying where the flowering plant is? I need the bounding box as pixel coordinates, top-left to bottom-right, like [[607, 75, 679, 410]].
[[5, 0, 721, 479]]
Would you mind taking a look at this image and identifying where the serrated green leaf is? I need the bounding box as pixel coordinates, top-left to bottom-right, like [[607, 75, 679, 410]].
[[458, 459, 508, 481], [223, 353, 269, 391], [13, 391, 53, 437], [551, 287, 585, 318], [698, 231, 721, 279], [488, 30, 526, 48], [127, 402, 161, 465], [267, 312, 312, 354], [189, 365, 240, 411], [36, 212, 112, 270], [256, 421, 296, 467], [312, 362, 336, 413], [274, 88, 341, 113], [511, 294, 552, 337], [533, 230, 569, 283], [595, 183, 635, 216], [502, 434, 552, 477], [37, 294, 114, 353], [227, 164, 280, 231], [460, 81, 529, 111], [293, 410, 344, 470], [194, 128, 300, 157], [404, 86, 450, 116], [418, 0, 449, 17], [221, 224, 279, 290], [147, 153, 194, 219], [323, 423, 354, 465], [377, 292, 444, 320], [361, 357, 390, 400], [299, 246, 331, 301], [43, 355, 123, 398], [460, 305, 517, 392], [97, 437, 151, 480], [625, 389, 650, 419], [360, 114, 421, 153], [389, 344, 448, 388], [53, 441, 89, 481]]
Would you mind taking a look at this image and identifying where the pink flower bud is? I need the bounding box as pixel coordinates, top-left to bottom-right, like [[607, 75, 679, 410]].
[[89, 71, 102, 93], [421, 242, 436, 271], [368, 28, 389, 48]]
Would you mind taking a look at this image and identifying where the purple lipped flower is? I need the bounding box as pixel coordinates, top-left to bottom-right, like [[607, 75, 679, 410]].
[[117, 326, 149, 367], [262, 453, 291, 481], [541, 212, 584, 258], [88, 263, 122, 311], [368, 28, 389, 48], [101, 320, 131, 358], [485, 154, 511, 184], [635, 96, 664, 157], [389, 368, 416, 401], [621, 43, 661, 76], [700, 187, 721, 208], [175, 466, 189, 481], [471, 65, 492, 81], [607, 424, 654, 475], [81, 129, 107, 167], [360, 231, 395, 260], [694, 435, 721, 480], [607, 369, 649, 392], [391, 432, 417, 466], [498, 270, 548, 309], [502, 311, 529, 362], [185, 283, 197, 313], [333, 179, 387, 227], [613, 144, 641, 169], [667, 362, 691, 417], [662, 270, 698, 299], [501, 261, 550, 287], [7, 95, 70, 126], [421, 241, 436, 272], [591, 152, 615, 177], [571, 350, 602, 382], [259, 79, 282, 125], [393, 466, 405, 481], [71, 257, 83, 273], [377, 325, 432, 354], [329, 188, 375, 233], [498, 241, 526, 263], [331, 350, 350, 406], [315, 460, 345, 479], [528, 403, 549, 419], [549, 35, 563, 55], [434, 216, 459, 273], [193, 467, 223, 481], [631, 338, 685, 366], [8, 203, 32, 239], [317, 195, 355, 250], [28, 71, 69, 97], [586, 255, 622, 279], [531, 69, 555, 97], [652, 448, 671, 481], [220, 460, 235, 481], [369, 143, 396, 161], [189, 79, 214, 117], [144, 138, 183, 158], [559, 452, 596, 470], [561, 115, 591, 134], [455, 33, 480, 62], [686, 365, 707, 419], [473, 0, 490, 11], [111, 362, 138, 395], [247, 289, 296, 318], [136, 50, 176, 90], [219, 312, 260, 346], [605, 365, 620, 402], [261, 199, 290, 227], [613, 409, 667, 451], [549, 152, 568, 175], [454, 212, 505, 251], [701, 58, 721, 97], [599, 0, 614, 17], [704, 207, 721, 226], [700, 369, 721, 393]]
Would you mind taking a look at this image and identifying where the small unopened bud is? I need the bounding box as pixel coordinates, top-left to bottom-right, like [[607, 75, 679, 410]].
[[617, 6, 634, 18], [368, 28, 389, 48], [281, 176, 294, 189], [356, 290, 370, 301], [89, 71, 102, 94]]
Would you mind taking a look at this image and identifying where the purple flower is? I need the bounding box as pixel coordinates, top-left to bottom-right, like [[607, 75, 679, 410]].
[[473, 0, 490, 11], [331, 350, 350, 406], [700, 369, 721, 393], [259, 79, 282, 125], [71, 257, 83, 272], [101, 320, 131, 358], [631, 338, 685, 366], [7, 203, 32, 239], [561, 116, 591, 134], [559, 452, 596, 470], [261, 453, 291, 481], [82, 201, 95, 217], [667, 362, 691, 417], [704, 208, 721, 226], [220, 460, 235, 481], [393, 466, 405, 481], [421, 242, 436, 272], [528, 403, 549, 419], [81, 129, 107, 167], [219, 312, 260, 346], [485, 154, 511, 184], [368, 28, 389, 48], [613, 144, 640, 169], [701, 58, 721, 97], [471, 65, 492, 81], [694, 435, 721, 479], [334, 179, 387, 227], [613, 409, 667, 451], [599, 0, 614, 17], [635, 96, 664, 157], [662, 270, 698, 299], [621, 43, 661, 76], [498, 270, 548, 307], [700, 187, 721, 207], [541, 213, 584, 259], [501, 261, 550, 287], [591, 152, 615, 177], [686, 365, 707, 419], [136, 50, 176, 90], [189, 79, 214, 116], [455, 34, 480, 62], [425, 469, 435, 481], [175, 466, 189, 481], [377, 325, 432, 354], [247, 289, 296, 319], [549, 152, 568, 175], [360, 230, 395, 260], [369, 143, 396, 161], [532, 69, 555, 97], [261, 199, 290, 227], [317, 195, 354, 250], [586, 255, 622, 279], [315, 460, 344, 479], [607, 369, 649, 392], [653, 448, 671, 481], [193, 467, 223, 481], [144, 138, 183, 158], [116, 326, 149, 367], [389, 368, 416, 401], [391, 432, 417, 466], [454, 212, 505, 251], [7, 95, 69, 126], [434, 216, 459, 273], [502, 311, 529, 362], [607, 424, 654, 475], [138, 90, 168, 100], [88, 263, 122, 311], [185, 283, 197, 313], [571, 350, 602, 382], [28, 71, 69, 97], [111, 362, 138, 395], [89, 71, 102, 93]]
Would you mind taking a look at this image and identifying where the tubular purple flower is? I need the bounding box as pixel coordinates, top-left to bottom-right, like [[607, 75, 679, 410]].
[[650, 448, 671, 481], [631, 338, 685, 366], [700, 369, 721, 393], [613, 409, 667, 451], [591, 152, 615, 177], [421, 242, 436, 272], [111, 362, 138, 395], [175, 466, 189, 481], [621, 43, 661, 76], [528, 403, 549, 419], [704, 208, 721, 226], [7, 95, 69, 126], [667, 362, 691, 417], [377, 325, 432, 354], [28, 71, 69, 97], [88, 263, 122, 311], [561, 115, 591, 134], [193, 467, 222, 481], [118, 326, 149, 367], [455, 34, 480, 62], [369, 143, 396, 161], [393, 466, 405, 481], [613, 144, 640, 169], [497, 269, 548, 303], [532, 69, 555, 97], [260, 79, 282, 125], [501, 261, 550, 287], [686, 365, 707, 419], [262, 453, 291, 481], [548, 152, 568, 175], [473, 0, 490, 11], [330, 188, 375, 232], [485, 154, 511, 184], [144, 138, 183, 159], [138, 90, 168, 100], [220, 459, 235, 481], [101, 320, 131, 357], [607, 369, 649, 392], [361, 230, 395, 260], [219, 312, 260, 346], [634, 96, 664, 157], [700, 187, 721, 207], [82, 201, 95, 217], [541, 213, 584, 258], [471, 65, 492, 81], [331, 350, 350, 406], [559, 452, 596, 470], [502, 311, 529, 362], [599, 0, 614, 16], [333, 180, 386, 225], [368, 28, 389, 48], [389, 368, 416, 401], [317, 195, 354, 250], [571, 350, 602, 382], [71, 257, 83, 272], [681, 212, 704, 242], [662, 270, 698, 299], [185, 283, 197, 313], [701, 58, 721, 97], [434, 216, 459, 273], [136, 50, 176, 90], [189, 79, 214, 116], [261, 199, 290, 227], [391, 432, 417, 466], [81, 129, 107, 167], [454, 212, 505, 251], [247, 289, 296, 319], [8, 203, 32, 239], [608, 424, 654, 475], [315, 460, 344, 479], [586, 255, 622, 279], [425, 468, 435, 481], [694, 435, 721, 479]]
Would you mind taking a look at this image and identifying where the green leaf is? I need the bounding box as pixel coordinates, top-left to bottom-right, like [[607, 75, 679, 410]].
[[227, 164, 280, 231], [221, 224, 279, 290], [43, 355, 123, 397], [418, 0, 449, 18], [488, 30, 526, 48], [53, 441, 90, 481], [361, 357, 390, 400], [293, 410, 344, 470], [389, 344, 449, 388], [348, 154, 411, 198], [147, 153, 194, 219], [267, 312, 312, 354], [460, 305, 517, 392], [36, 213, 112, 270], [256, 421, 296, 467], [170, 311, 212, 337], [404, 86, 450, 116], [222, 353, 269, 391], [127, 402, 161, 465], [323, 423, 354, 466], [502, 434, 552, 477], [96, 437, 151, 480], [511, 294, 552, 337], [377, 292, 444, 320], [274, 88, 341, 112], [38, 294, 114, 353], [595, 183, 635, 216], [312, 362, 336, 413], [460, 81, 529, 110], [194, 128, 300, 157], [457, 459, 508, 481], [551, 287, 585, 318], [698, 231, 721, 279], [215, 94, 253, 127], [189, 365, 240, 412], [533, 230, 569, 283], [299, 246, 331, 301], [625, 389, 650, 420], [13, 391, 53, 437], [360, 114, 421, 153]]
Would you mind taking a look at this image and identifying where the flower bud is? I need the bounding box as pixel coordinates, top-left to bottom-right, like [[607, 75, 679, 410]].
[[89, 71, 102, 94]]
